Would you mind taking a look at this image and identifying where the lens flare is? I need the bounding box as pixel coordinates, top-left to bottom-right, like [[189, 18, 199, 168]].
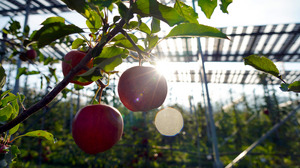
[[154, 107, 184, 136]]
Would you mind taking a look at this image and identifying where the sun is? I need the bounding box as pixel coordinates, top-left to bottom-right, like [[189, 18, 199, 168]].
[[154, 59, 173, 78]]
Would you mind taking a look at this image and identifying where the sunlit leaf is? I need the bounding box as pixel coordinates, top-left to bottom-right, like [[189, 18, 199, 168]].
[[198, 0, 217, 19], [30, 22, 83, 48], [0, 104, 13, 122], [151, 18, 160, 34], [61, 0, 92, 19], [94, 46, 129, 64], [132, 0, 185, 26], [20, 130, 55, 143], [244, 55, 280, 77], [89, 0, 115, 8], [96, 55, 123, 72], [125, 21, 151, 35], [41, 16, 65, 25], [9, 124, 20, 135], [86, 10, 102, 33], [147, 34, 159, 49], [112, 34, 139, 50], [220, 0, 232, 14], [113, 34, 138, 43], [1, 93, 17, 107], [288, 81, 300, 93], [0, 65, 6, 90], [16, 67, 27, 79], [166, 23, 228, 39], [16, 67, 39, 79], [1, 90, 11, 99], [72, 38, 85, 49], [174, 0, 198, 23], [10, 99, 19, 119]]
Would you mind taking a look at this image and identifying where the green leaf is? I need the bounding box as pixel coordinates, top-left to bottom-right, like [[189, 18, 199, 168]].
[[17, 93, 25, 104], [113, 34, 138, 43], [147, 34, 159, 49], [61, 0, 92, 19], [174, 0, 198, 23], [74, 84, 84, 90], [9, 124, 20, 135], [220, 0, 232, 14], [125, 21, 151, 35], [61, 88, 72, 99], [10, 145, 21, 160], [1, 90, 11, 99], [20, 130, 55, 143], [77, 67, 102, 82], [30, 22, 83, 48], [1, 93, 17, 107], [0, 65, 6, 90], [166, 23, 228, 39], [198, 0, 217, 19], [0, 104, 13, 122], [96, 55, 123, 72], [288, 81, 300, 93], [118, 2, 134, 22], [41, 16, 65, 25], [112, 35, 139, 51], [16, 67, 39, 79], [92, 99, 99, 105], [90, 0, 115, 8], [94, 46, 129, 64], [48, 67, 58, 82], [151, 18, 160, 34], [244, 55, 280, 77], [43, 57, 58, 65], [10, 99, 19, 119], [72, 38, 85, 49], [132, 0, 185, 26], [86, 10, 102, 33], [16, 67, 27, 79]]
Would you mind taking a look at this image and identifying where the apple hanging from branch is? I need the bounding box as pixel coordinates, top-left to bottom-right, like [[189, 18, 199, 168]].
[[118, 66, 168, 112], [62, 50, 93, 86]]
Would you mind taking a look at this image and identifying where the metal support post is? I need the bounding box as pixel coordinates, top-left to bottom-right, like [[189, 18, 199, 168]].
[[197, 37, 223, 168], [13, 0, 32, 94]]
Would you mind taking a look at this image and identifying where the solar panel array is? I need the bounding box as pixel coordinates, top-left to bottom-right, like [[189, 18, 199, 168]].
[[0, 0, 299, 84], [0, 0, 69, 16], [167, 69, 300, 85], [153, 23, 300, 62]]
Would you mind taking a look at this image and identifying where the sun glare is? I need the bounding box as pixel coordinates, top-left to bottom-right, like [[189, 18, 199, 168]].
[[154, 59, 173, 78]]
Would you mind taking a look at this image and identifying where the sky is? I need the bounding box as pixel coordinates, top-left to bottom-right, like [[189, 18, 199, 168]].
[[1, 0, 299, 109], [1, 0, 300, 31]]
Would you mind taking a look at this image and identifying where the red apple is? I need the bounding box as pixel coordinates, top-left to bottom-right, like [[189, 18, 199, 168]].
[[72, 104, 124, 154], [117, 66, 167, 112], [62, 50, 93, 86], [26, 49, 37, 60]]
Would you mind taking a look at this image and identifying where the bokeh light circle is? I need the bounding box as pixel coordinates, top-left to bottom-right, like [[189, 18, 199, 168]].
[[154, 107, 184, 136]]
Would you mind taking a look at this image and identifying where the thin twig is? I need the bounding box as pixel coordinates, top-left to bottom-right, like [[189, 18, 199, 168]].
[[120, 29, 147, 65]]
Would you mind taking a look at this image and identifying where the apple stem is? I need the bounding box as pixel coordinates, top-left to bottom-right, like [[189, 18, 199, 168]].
[[96, 78, 109, 104]]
